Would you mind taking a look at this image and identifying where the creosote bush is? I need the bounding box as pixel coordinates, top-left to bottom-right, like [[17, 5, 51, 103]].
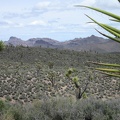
[[0, 100, 5, 112], [0, 97, 120, 120], [0, 41, 5, 51]]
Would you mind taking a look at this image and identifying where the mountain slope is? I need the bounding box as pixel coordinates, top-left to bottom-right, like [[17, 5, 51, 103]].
[[4, 35, 120, 52]]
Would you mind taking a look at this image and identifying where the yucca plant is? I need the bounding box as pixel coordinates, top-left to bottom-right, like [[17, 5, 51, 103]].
[[75, 1, 120, 78]]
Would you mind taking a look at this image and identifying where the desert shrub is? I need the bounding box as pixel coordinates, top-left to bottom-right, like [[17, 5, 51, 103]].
[[0, 98, 120, 120], [21, 97, 75, 120], [0, 41, 5, 51], [21, 97, 120, 120], [48, 61, 54, 69], [0, 100, 5, 112], [74, 98, 120, 120], [0, 102, 26, 120]]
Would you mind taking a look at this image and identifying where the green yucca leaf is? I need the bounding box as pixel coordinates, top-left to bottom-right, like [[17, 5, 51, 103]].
[[87, 61, 120, 67], [110, 19, 120, 22], [85, 15, 120, 38], [76, 5, 120, 21], [96, 28, 120, 41], [95, 68, 120, 78], [101, 23, 120, 35], [95, 68, 120, 73], [88, 22, 120, 34], [98, 71, 120, 78], [96, 29, 120, 43]]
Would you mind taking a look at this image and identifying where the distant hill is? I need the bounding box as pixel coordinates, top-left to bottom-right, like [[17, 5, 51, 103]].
[[4, 35, 120, 53]]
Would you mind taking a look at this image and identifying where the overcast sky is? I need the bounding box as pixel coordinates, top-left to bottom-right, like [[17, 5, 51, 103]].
[[0, 0, 120, 41]]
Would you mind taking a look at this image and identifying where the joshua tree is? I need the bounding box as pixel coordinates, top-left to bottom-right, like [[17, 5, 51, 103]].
[[66, 68, 92, 99], [47, 71, 56, 87], [73, 76, 89, 99]]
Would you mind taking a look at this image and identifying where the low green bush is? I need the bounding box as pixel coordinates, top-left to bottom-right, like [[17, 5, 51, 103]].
[[0, 100, 5, 111], [0, 97, 120, 120]]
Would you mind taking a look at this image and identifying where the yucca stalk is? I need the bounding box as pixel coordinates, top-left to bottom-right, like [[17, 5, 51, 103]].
[[76, 2, 120, 77]]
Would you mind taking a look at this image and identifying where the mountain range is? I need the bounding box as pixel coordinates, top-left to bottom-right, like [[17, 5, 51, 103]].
[[4, 35, 120, 53]]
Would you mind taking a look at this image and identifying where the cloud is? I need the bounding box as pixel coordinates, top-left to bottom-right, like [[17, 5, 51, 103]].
[[80, 0, 96, 6], [81, 0, 120, 9], [3, 12, 20, 19], [0, 20, 15, 28], [94, 0, 120, 9], [0, 21, 11, 26], [34, 1, 51, 9], [29, 20, 47, 26], [32, 0, 80, 13], [2, 0, 120, 20], [32, 1, 54, 13], [79, 0, 120, 9], [0, 20, 24, 28]]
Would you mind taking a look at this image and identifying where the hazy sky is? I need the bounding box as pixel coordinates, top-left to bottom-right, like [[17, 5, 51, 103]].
[[0, 0, 120, 41]]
